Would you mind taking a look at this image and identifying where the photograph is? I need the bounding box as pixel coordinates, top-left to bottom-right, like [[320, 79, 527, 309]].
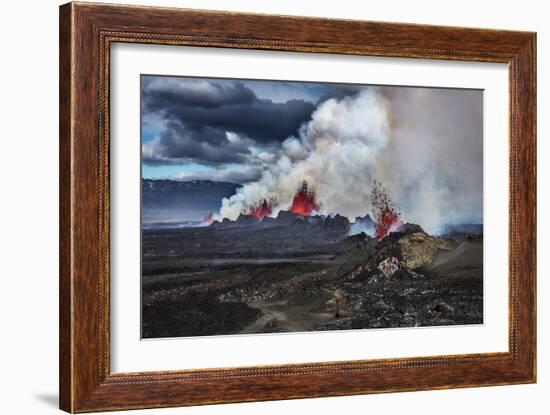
[[140, 75, 484, 339]]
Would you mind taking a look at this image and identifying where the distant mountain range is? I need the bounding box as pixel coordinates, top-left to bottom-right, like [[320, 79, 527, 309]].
[[142, 179, 240, 223]]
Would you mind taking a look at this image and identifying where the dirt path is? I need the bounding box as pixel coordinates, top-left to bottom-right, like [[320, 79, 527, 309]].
[[240, 300, 334, 334]]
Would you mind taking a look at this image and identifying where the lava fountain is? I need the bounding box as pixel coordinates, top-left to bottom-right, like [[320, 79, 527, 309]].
[[371, 180, 402, 239], [246, 199, 273, 220], [202, 213, 215, 226], [289, 180, 320, 216]]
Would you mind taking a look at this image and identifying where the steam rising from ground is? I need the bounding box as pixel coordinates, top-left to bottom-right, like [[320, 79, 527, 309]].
[[219, 86, 482, 234]]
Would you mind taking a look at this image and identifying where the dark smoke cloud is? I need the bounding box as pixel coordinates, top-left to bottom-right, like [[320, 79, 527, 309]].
[[142, 77, 315, 166], [142, 76, 256, 109], [143, 121, 251, 165]]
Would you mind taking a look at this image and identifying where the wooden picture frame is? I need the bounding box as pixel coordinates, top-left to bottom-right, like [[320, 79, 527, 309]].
[[59, 2, 536, 412]]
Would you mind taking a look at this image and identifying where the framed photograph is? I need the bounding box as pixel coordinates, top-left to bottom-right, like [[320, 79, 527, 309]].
[[59, 2, 536, 412]]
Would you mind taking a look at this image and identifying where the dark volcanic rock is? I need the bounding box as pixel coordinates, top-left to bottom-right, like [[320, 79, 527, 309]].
[[345, 232, 371, 243], [355, 214, 375, 227], [303, 215, 326, 226], [235, 214, 260, 226], [390, 222, 426, 237], [142, 217, 483, 337], [324, 289, 352, 318], [323, 214, 350, 234], [440, 223, 483, 240], [142, 295, 261, 338], [211, 211, 349, 239], [259, 216, 279, 227], [210, 218, 232, 227], [349, 214, 375, 236], [275, 210, 301, 225], [375, 226, 458, 270], [340, 222, 460, 283], [210, 214, 260, 228]]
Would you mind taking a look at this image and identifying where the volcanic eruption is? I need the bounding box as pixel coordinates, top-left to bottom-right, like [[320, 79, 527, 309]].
[[371, 180, 402, 239], [202, 213, 215, 226], [246, 199, 273, 220], [289, 181, 320, 216]]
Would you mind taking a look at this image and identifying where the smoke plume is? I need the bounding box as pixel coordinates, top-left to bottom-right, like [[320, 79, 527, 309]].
[[218, 86, 482, 234]]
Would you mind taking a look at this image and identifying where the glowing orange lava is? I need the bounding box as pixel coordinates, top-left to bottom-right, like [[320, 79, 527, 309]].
[[290, 181, 320, 216], [371, 180, 402, 239], [202, 213, 214, 226], [247, 199, 273, 220]]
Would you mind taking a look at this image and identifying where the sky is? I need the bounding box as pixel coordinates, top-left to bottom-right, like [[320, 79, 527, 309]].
[[141, 75, 483, 231], [141, 76, 353, 182]]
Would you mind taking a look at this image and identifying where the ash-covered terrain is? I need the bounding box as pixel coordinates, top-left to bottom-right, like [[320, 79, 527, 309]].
[[142, 207, 483, 338]]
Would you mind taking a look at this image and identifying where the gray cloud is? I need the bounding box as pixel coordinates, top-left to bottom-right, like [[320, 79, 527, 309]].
[[142, 121, 252, 165], [142, 77, 256, 110], [142, 76, 316, 166], [377, 86, 483, 230]]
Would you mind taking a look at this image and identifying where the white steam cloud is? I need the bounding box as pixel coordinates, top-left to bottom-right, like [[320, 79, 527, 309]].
[[218, 87, 483, 235]]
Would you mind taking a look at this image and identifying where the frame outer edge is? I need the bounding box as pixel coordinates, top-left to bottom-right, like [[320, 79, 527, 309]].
[[532, 33, 537, 383], [520, 33, 537, 382], [59, 2, 75, 413], [508, 33, 537, 383], [60, 2, 537, 412], [71, 2, 103, 412]]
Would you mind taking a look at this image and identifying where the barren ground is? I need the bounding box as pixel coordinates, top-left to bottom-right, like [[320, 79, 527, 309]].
[[141, 224, 483, 338]]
